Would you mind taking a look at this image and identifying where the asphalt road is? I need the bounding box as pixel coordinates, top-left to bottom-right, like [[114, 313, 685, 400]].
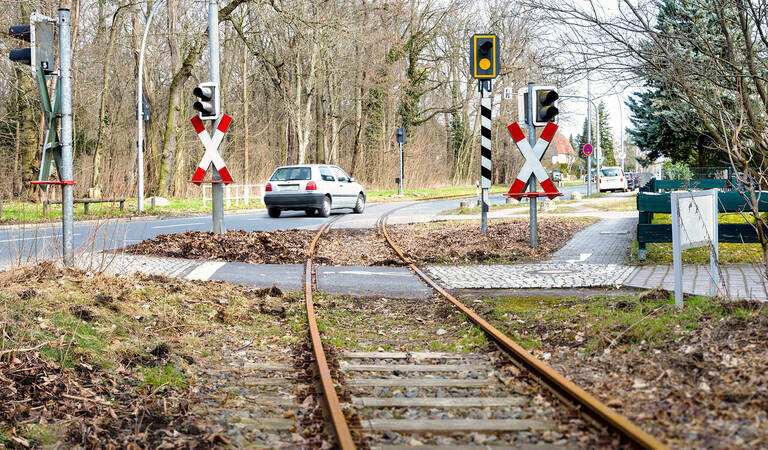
[[0, 183, 589, 265]]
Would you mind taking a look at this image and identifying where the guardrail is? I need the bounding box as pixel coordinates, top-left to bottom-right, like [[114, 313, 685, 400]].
[[636, 188, 768, 260], [202, 184, 265, 208]]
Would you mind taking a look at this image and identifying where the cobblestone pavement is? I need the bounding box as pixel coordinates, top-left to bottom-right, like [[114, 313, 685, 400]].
[[548, 215, 636, 265], [625, 264, 768, 301], [426, 263, 636, 289]]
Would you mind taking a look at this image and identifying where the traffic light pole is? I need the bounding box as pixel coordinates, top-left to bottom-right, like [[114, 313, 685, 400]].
[[59, 8, 74, 265], [479, 81, 492, 234], [587, 74, 592, 196], [208, 0, 225, 234], [398, 141, 404, 196], [526, 82, 538, 248]]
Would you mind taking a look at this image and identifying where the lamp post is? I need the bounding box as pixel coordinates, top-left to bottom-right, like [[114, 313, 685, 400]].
[[136, 0, 165, 212]]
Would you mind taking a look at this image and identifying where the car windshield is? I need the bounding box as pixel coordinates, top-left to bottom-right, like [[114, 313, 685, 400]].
[[270, 167, 311, 181], [601, 168, 620, 177]]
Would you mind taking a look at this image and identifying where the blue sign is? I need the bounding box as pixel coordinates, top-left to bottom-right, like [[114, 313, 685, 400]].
[[583, 143, 593, 156]]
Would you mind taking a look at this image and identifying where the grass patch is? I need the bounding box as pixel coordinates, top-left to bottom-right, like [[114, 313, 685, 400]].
[[315, 295, 489, 353], [141, 364, 187, 392], [483, 291, 767, 355], [0, 196, 262, 224], [639, 213, 764, 264], [367, 185, 508, 203]]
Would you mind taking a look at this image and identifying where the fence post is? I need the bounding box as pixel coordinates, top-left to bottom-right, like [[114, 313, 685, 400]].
[[244, 185, 249, 205], [226, 184, 231, 208]]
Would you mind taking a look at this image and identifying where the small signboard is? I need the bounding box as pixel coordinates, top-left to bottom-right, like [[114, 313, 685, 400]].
[[583, 144, 593, 156], [671, 189, 719, 306], [504, 87, 513, 100]]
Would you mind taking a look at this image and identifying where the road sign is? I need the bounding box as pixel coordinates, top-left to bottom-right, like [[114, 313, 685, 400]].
[[504, 87, 512, 100], [190, 114, 233, 185], [583, 143, 593, 156], [506, 121, 560, 199]]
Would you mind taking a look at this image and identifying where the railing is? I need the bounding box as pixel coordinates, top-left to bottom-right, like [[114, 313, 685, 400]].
[[202, 184, 265, 208]]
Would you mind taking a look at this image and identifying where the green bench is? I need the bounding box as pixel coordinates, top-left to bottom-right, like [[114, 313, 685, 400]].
[[636, 184, 767, 260]]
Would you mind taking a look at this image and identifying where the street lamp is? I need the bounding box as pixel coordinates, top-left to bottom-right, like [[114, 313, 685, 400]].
[[136, 0, 165, 212]]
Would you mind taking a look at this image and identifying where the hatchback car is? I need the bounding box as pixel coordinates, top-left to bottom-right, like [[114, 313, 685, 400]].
[[598, 166, 628, 192], [264, 164, 366, 218]]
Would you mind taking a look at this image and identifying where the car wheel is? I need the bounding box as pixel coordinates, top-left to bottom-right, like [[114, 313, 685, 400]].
[[318, 196, 331, 217], [305, 208, 316, 217], [353, 194, 365, 214], [268, 207, 281, 218]]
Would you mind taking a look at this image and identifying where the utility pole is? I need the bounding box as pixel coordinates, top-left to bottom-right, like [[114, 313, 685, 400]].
[[209, 0, 225, 233], [396, 128, 406, 196], [586, 74, 592, 196], [617, 93, 625, 171], [59, 8, 74, 265]]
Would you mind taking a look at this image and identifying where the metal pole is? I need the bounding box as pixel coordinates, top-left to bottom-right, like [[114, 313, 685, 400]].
[[137, 0, 163, 213], [209, 0, 225, 233], [59, 8, 74, 266], [398, 141, 404, 195], [594, 90, 602, 191], [527, 82, 537, 248], [586, 74, 592, 196], [617, 93, 624, 171]]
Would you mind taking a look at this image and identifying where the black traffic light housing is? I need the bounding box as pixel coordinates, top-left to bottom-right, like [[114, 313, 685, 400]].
[[534, 87, 559, 126], [470, 34, 499, 79], [192, 81, 220, 121], [396, 127, 406, 144], [8, 15, 56, 74]]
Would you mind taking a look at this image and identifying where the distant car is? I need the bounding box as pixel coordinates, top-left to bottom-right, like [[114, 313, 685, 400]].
[[263, 164, 366, 218], [551, 169, 562, 182], [598, 166, 628, 192], [625, 171, 637, 190], [584, 169, 597, 183]]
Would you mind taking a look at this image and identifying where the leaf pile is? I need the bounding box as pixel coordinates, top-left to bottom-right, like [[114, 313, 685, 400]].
[[125, 229, 315, 263], [388, 218, 593, 264], [0, 353, 209, 448]]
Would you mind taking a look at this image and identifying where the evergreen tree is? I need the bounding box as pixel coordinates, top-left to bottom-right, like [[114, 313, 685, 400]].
[[597, 102, 615, 166]]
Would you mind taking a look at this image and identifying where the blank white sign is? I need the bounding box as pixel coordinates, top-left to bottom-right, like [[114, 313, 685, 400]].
[[676, 194, 715, 250]]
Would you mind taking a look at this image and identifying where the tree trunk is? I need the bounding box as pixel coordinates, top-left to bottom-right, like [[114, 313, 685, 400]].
[[91, 5, 124, 190]]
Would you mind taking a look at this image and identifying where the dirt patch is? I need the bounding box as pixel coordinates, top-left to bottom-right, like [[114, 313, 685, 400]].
[[126, 217, 592, 267], [0, 263, 304, 446], [388, 218, 594, 264], [483, 293, 768, 448], [125, 229, 315, 263]]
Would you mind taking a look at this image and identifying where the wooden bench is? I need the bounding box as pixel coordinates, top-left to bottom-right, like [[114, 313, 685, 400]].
[[43, 197, 126, 217], [636, 188, 767, 260]]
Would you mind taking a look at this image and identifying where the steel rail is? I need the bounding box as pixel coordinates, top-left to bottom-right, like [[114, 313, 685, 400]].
[[306, 215, 355, 450], [378, 215, 668, 450]]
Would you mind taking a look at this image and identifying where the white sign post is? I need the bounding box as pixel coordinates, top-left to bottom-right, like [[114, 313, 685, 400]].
[[671, 189, 720, 307]]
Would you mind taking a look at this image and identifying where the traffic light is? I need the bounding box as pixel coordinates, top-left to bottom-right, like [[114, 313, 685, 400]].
[[192, 81, 220, 121], [533, 87, 559, 126], [470, 34, 499, 79], [8, 15, 56, 74]]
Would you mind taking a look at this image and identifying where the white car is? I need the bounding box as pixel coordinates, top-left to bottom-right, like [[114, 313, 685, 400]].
[[263, 164, 366, 218], [598, 166, 628, 192]]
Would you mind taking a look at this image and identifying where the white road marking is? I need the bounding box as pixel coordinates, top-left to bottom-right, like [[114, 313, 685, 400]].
[[0, 233, 81, 244], [566, 253, 592, 263], [152, 222, 205, 229], [323, 270, 411, 277], [185, 261, 227, 281]]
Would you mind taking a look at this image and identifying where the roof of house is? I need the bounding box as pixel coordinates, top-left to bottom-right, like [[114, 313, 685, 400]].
[[552, 133, 576, 156]]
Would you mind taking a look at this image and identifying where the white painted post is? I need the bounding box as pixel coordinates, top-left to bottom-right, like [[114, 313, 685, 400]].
[[671, 194, 683, 308], [225, 184, 231, 207], [710, 190, 720, 296], [244, 185, 249, 205]]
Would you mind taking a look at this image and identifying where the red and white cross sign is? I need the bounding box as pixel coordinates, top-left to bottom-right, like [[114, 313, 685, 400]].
[[506, 122, 560, 199], [190, 114, 234, 185]]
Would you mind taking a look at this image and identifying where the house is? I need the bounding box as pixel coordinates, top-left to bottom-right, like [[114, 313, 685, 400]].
[[543, 133, 577, 168]]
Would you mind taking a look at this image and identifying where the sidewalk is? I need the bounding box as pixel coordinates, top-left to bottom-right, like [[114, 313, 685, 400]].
[[625, 264, 768, 301]]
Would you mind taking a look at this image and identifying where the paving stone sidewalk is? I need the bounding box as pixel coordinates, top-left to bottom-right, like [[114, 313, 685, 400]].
[[425, 216, 638, 290], [625, 264, 768, 301], [426, 263, 636, 289]]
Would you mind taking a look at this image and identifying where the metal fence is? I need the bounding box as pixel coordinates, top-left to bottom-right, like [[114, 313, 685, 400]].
[[687, 166, 733, 180], [202, 184, 265, 208]]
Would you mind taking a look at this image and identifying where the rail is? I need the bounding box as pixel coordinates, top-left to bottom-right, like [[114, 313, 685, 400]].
[[377, 210, 668, 450]]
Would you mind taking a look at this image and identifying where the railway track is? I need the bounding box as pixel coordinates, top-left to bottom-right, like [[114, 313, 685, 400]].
[[304, 205, 668, 449]]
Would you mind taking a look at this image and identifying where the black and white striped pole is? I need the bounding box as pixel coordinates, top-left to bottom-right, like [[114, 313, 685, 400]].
[[480, 81, 492, 234], [470, 33, 499, 234]]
